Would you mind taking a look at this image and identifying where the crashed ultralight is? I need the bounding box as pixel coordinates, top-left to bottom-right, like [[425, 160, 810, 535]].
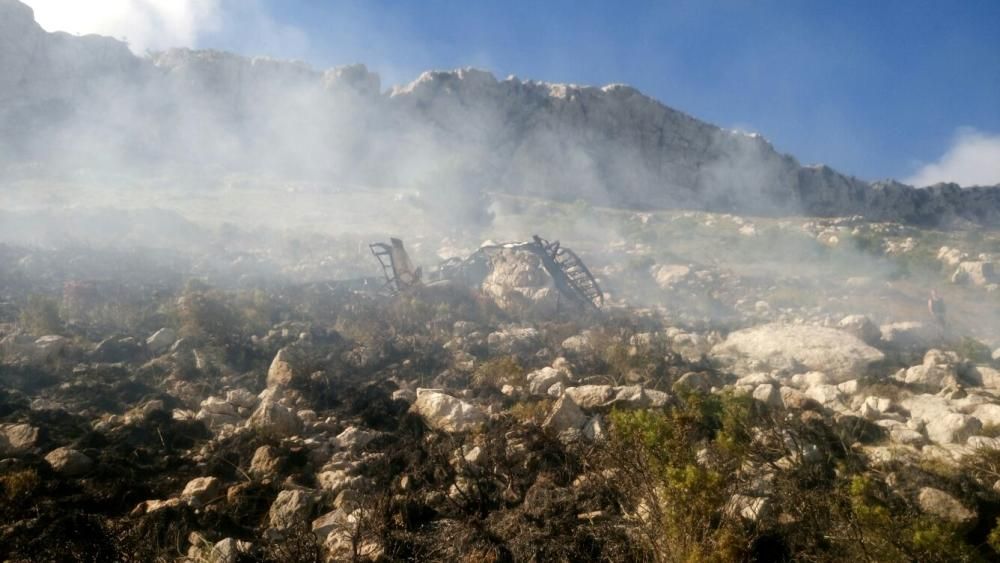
[[369, 235, 603, 312]]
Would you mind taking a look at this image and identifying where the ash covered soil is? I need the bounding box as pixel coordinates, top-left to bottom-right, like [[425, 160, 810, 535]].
[[2, 197, 1000, 562]]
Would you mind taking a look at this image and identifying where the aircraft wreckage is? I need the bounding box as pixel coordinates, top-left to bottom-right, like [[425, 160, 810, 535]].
[[370, 235, 604, 312]]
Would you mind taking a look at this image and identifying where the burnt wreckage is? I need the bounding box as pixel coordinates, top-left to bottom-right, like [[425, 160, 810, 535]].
[[370, 235, 604, 311]]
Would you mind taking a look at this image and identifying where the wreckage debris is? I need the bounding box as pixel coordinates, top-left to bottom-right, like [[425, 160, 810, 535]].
[[369, 234, 604, 312]]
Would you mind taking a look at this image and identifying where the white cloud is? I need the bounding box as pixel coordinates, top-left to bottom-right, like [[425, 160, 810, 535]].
[[26, 0, 311, 61], [27, 0, 223, 53], [906, 127, 1000, 187]]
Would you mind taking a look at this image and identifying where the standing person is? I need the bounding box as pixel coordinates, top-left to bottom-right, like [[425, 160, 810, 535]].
[[928, 289, 946, 331]]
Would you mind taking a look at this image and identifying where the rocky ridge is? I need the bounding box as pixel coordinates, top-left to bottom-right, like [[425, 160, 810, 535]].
[[2, 0, 999, 225]]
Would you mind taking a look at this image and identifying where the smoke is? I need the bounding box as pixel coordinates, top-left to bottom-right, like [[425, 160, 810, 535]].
[[905, 127, 1000, 187]]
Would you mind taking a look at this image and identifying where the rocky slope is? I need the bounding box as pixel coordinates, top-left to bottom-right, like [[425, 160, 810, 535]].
[[2, 0, 1000, 226]]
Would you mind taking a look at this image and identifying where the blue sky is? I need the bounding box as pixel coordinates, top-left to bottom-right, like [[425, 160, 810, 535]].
[[29, 0, 1000, 185]]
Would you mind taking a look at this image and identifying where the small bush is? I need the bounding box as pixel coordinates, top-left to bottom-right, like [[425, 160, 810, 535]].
[[472, 356, 525, 390], [509, 398, 552, 425]]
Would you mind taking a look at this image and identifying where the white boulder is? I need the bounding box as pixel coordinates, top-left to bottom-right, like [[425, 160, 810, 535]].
[[711, 323, 884, 382]]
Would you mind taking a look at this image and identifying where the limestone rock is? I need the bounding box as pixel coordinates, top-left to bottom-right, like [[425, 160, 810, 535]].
[[250, 445, 283, 479], [926, 413, 982, 445], [952, 261, 996, 286], [268, 489, 314, 530], [879, 322, 943, 352], [0, 422, 39, 455], [711, 323, 884, 382], [543, 395, 587, 433], [44, 447, 93, 476], [145, 328, 176, 354], [837, 315, 881, 345], [411, 389, 487, 433], [917, 487, 977, 525], [248, 400, 302, 438], [266, 348, 297, 389], [527, 366, 567, 396], [752, 384, 782, 408], [182, 477, 221, 507]]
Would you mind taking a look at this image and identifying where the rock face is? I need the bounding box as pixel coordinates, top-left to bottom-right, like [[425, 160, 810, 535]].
[[2, 0, 999, 224], [411, 389, 487, 433], [711, 323, 885, 382]]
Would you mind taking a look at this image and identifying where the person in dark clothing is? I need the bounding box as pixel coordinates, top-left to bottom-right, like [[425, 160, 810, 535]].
[[928, 289, 946, 330]]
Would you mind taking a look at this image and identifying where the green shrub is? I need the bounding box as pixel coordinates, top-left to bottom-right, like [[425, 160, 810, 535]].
[[472, 356, 525, 389]]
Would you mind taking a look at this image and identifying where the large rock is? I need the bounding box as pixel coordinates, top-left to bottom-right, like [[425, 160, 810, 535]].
[[879, 322, 942, 353], [44, 447, 93, 476], [266, 347, 297, 389], [527, 366, 568, 396], [481, 249, 558, 313], [711, 323, 884, 382], [901, 349, 960, 389], [926, 413, 982, 445], [248, 400, 302, 438], [543, 395, 587, 432], [971, 404, 1000, 427], [250, 445, 283, 479], [651, 264, 692, 289], [952, 261, 996, 286], [487, 327, 543, 358], [32, 335, 67, 362], [411, 389, 487, 433], [917, 487, 977, 525], [145, 328, 176, 354], [181, 476, 221, 507], [0, 422, 39, 455], [564, 385, 669, 410], [197, 396, 241, 429], [837, 315, 881, 346], [268, 489, 314, 530], [899, 394, 982, 444]]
